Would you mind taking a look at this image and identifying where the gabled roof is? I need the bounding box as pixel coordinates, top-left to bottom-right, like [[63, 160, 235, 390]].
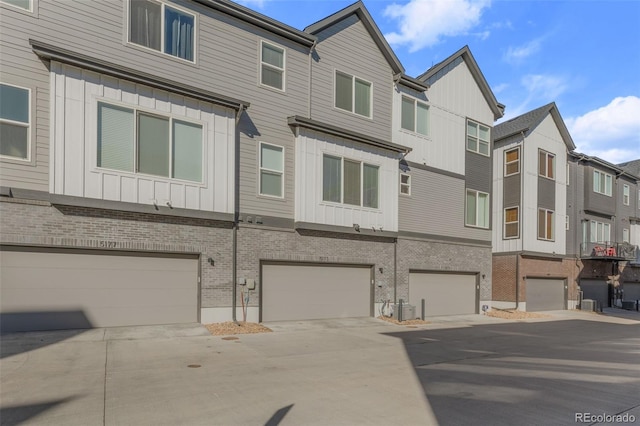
[[417, 46, 504, 120], [304, 1, 404, 75], [195, 0, 316, 47], [494, 102, 576, 151], [617, 159, 640, 178]]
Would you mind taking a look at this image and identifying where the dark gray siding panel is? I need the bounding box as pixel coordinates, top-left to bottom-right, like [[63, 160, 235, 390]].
[[584, 166, 616, 216], [504, 175, 521, 207], [399, 166, 491, 242], [537, 177, 555, 210], [465, 150, 492, 193], [616, 176, 636, 242], [309, 14, 393, 141]]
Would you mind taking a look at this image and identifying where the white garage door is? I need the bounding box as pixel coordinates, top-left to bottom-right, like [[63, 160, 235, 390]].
[[261, 263, 372, 322], [0, 249, 199, 332], [526, 278, 566, 311], [408, 272, 478, 317]]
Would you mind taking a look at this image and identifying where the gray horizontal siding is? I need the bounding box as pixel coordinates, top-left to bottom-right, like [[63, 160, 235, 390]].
[[583, 166, 616, 216], [0, 5, 50, 191], [465, 150, 492, 193], [399, 167, 491, 242], [309, 13, 393, 142], [537, 177, 556, 211]]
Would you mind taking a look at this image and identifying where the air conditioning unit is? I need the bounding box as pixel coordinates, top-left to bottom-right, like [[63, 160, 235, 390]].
[[581, 299, 597, 312], [621, 300, 637, 311], [393, 303, 416, 321]]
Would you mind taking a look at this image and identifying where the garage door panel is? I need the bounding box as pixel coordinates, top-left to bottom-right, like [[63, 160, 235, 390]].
[[262, 264, 371, 322], [409, 273, 477, 317], [624, 283, 640, 301], [527, 278, 565, 311], [580, 279, 609, 308], [0, 250, 198, 332]]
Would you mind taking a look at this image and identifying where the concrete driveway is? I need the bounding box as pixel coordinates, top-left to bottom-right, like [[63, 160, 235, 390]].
[[1, 311, 639, 426]]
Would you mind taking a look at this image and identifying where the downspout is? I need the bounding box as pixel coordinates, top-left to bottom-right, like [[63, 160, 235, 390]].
[[308, 40, 317, 118], [232, 105, 247, 324], [394, 238, 398, 305], [515, 253, 520, 310]]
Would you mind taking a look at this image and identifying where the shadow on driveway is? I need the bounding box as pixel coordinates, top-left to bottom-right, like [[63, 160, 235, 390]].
[[383, 319, 640, 426], [0, 396, 78, 426]]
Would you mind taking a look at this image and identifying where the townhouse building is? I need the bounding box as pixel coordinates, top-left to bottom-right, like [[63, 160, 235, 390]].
[[0, 0, 505, 332], [566, 154, 640, 308], [491, 103, 580, 311]]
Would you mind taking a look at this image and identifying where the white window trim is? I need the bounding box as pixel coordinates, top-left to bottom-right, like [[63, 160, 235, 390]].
[[126, 0, 197, 64], [400, 172, 411, 196], [590, 220, 611, 244], [465, 189, 490, 229], [538, 149, 555, 180], [503, 206, 519, 239], [638, 189, 640, 210], [566, 163, 570, 186], [95, 99, 205, 185], [321, 153, 380, 210], [538, 208, 555, 241], [258, 141, 285, 199], [259, 40, 286, 92], [504, 146, 520, 177], [0, 82, 31, 162], [623, 184, 630, 205], [1, 0, 33, 12], [334, 70, 373, 119], [623, 228, 630, 243], [593, 170, 613, 196], [565, 216, 569, 231], [466, 119, 490, 157], [400, 95, 429, 136]]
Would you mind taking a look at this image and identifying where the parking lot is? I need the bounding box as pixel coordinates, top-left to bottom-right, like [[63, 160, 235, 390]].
[[1, 310, 639, 425]]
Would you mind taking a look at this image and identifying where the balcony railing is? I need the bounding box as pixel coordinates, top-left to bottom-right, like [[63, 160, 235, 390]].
[[580, 242, 638, 260]]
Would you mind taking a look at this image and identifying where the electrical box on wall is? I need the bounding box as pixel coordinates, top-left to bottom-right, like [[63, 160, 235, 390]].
[[246, 279, 256, 290]]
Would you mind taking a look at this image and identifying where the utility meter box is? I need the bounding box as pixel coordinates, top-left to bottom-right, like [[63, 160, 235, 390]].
[[393, 304, 415, 321]]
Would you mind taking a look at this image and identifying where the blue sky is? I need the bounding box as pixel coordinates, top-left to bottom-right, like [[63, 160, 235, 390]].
[[237, 0, 640, 164]]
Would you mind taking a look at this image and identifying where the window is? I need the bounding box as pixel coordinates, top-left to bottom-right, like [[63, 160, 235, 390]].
[[1, 0, 32, 11], [466, 189, 489, 228], [623, 184, 630, 205], [401, 96, 429, 136], [129, 0, 195, 62], [335, 71, 371, 117], [260, 42, 285, 90], [623, 228, 630, 243], [565, 216, 569, 231], [638, 189, 640, 209], [538, 149, 555, 179], [566, 163, 570, 186], [97, 102, 202, 182], [538, 208, 554, 241], [504, 207, 519, 238], [590, 221, 610, 243], [466, 120, 490, 156], [322, 154, 378, 208], [593, 170, 612, 196], [0, 83, 30, 160], [400, 173, 411, 196], [259, 143, 283, 197], [504, 147, 520, 176]]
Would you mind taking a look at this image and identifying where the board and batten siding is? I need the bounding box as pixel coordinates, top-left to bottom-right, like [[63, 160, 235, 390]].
[[309, 13, 393, 142], [423, 56, 495, 131], [294, 128, 398, 232], [0, 3, 50, 191], [399, 167, 491, 242], [521, 114, 567, 254], [50, 62, 235, 213]]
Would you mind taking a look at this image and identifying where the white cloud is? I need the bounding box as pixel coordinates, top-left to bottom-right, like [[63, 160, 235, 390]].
[[503, 38, 542, 64], [566, 96, 640, 162], [383, 0, 491, 52], [500, 74, 569, 121], [492, 83, 509, 94]]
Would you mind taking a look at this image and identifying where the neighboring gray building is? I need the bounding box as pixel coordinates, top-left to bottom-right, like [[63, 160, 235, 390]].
[[0, 0, 505, 331]]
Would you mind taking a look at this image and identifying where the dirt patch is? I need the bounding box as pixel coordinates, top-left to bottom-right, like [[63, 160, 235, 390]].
[[377, 316, 429, 326], [205, 322, 272, 336], [485, 309, 550, 320]]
